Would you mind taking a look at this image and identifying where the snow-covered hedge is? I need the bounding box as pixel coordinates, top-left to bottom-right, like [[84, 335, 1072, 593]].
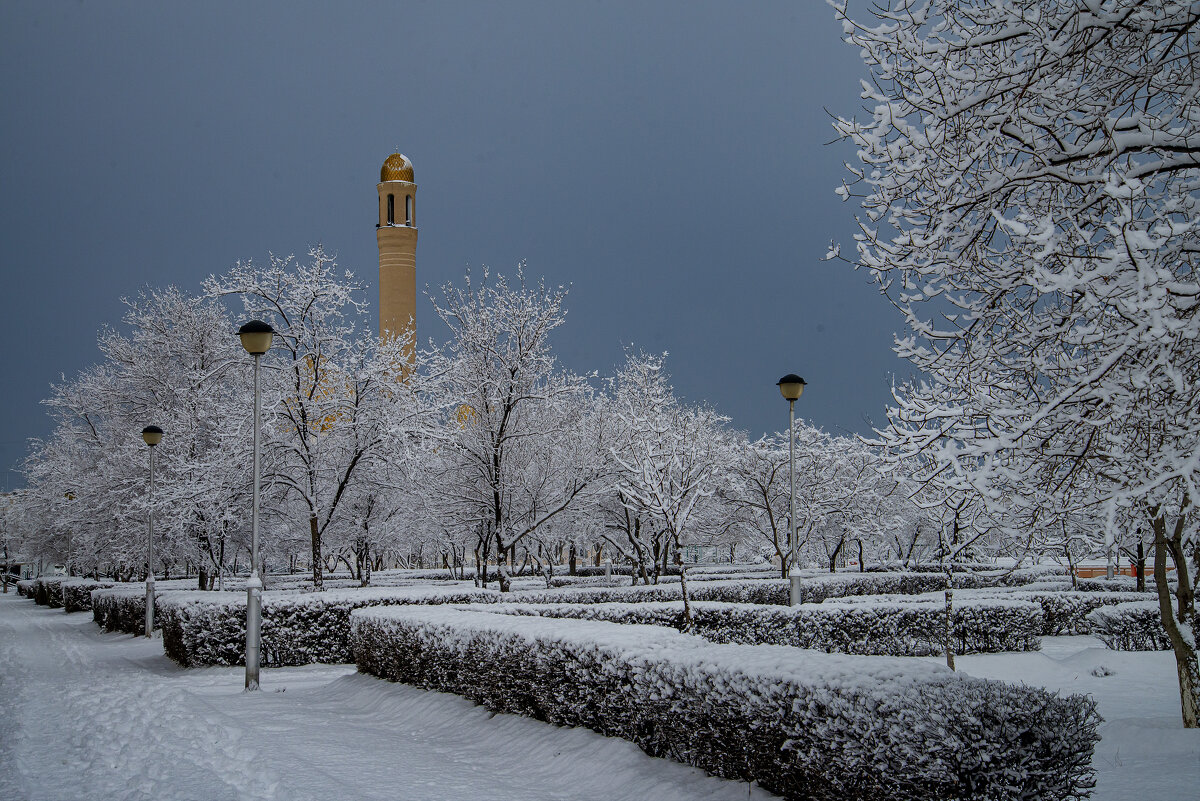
[[795, 571, 997, 603], [1087, 601, 1171, 651], [32, 577, 66, 607], [159, 584, 499, 667], [842, 589, 1152, 637], [1075, 576, 1144, 593], [1005, 591, 1152, 636], [507, 582, 685, 604], [505, 578, 794, 605], [62, 579, 115, 613], [995, 565, 1073, 586], [473, 598, 1042, 656], [91, 586, 158, 633], [16, 579, 35, 597], [352, 606, 1100, 801]]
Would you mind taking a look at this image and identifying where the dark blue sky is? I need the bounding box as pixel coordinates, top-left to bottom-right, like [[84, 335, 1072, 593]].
[[0, 1, 905, 486]]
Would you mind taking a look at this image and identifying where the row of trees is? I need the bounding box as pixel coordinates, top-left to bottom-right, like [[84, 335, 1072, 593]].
[[830, 0, 1198, 724], [7, 250, 1040, 594]]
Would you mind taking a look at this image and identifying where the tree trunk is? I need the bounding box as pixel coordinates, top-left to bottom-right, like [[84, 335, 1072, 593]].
[[828, 536, 845, 573], [944, 561, 956, 671], [568, 541, 577, 575], [1153, 512, 1198, 728], [674, 539, 692, 631], [1065, 541, 1079, 590], [1136, 540, 1146, 593], [857, 540, 865, 572], [309, 514, 324, 591]]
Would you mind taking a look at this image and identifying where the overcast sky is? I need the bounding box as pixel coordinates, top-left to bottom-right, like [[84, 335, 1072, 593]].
[[0, 1, 906, 487]]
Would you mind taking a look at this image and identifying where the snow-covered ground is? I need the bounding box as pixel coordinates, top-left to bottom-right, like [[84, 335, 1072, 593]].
[[1, 592, 1196, 801], [938, 636, 1199, 801], [0, 594, 774, 801]]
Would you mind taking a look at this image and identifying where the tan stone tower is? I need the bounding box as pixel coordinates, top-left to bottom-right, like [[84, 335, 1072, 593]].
[[376, 153, 418, 349]]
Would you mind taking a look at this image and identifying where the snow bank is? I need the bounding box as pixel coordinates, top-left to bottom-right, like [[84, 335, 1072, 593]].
[[465, 598, 1042, 655], [158, 584, 499, 667], [1087, 601, 1172, 651], [352, 606, 1100, 801]]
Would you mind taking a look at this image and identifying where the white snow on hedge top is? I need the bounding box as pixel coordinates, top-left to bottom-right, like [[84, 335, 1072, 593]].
[[353, 604, 957, 687], [159, 583, 497, 609]]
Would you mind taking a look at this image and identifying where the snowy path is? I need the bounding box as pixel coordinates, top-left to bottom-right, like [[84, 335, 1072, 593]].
[[0, 594, 776, 801]]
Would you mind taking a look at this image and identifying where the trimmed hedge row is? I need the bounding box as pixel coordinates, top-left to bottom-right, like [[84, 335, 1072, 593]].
[[32, 577, 66, 607], [474, 598, 1043, 656], [352, 606, 1100, 801], [839, 589, 1153, 637], [16, 579, 35, 597], [1005, 591, 1153, 635], [62, 579, 115, 613], [91, 586, 159, 633], [1087, 601, 1172, 651], [795, 571, 999, 604], [158, 584, 499, 667], [506, 578, 794, 605], [1075, 576, 1143, 593]]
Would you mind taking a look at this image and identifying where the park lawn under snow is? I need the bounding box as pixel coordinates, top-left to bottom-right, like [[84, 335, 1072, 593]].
[[936, 636, 1199, 801], [1, 593, 1196, 801]]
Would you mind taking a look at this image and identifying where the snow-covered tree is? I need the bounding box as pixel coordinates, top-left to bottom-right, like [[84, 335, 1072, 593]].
[[833, 0, 1199, 724], [206, 246, 421, 590], [425, 265, 599, 592], [610, 351, 729, 625]]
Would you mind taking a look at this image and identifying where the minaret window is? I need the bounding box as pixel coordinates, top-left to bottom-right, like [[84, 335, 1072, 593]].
[[387, 194, 395, 225], [405, 195, 413, 226]]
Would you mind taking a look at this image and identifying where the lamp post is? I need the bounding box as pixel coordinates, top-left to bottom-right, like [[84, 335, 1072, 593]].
[[776, 374, 806, 606], [238, 319, 274, 691], [141, 425, 163, 636]]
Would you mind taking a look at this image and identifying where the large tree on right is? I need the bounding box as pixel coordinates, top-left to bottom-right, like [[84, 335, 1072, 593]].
[[832, 0, 1198, 726]]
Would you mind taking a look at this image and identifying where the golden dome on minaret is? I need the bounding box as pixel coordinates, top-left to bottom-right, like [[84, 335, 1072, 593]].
[[380, 153, 415, 182]]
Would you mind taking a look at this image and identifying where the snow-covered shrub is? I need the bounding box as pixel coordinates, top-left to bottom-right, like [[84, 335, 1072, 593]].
[[864, 561, 999, 573], [1075, 576, 1145, 593], [16, 579, 35, 597], [62, 579, 115, 613], [995, 565, 1073, 586], [476, 598, 1042, 656], [32, 577, 66, 607], [1006, 591, 1152, 636], [507, 582, 685, 604], [1087, 602, 1171, 651], [842, 589, 1151, 637], [795, 571, 994, 603], [159, 584, 499, 667], [507, 578, 793, 605], [352, 606, 1099, 801], [89, 580, 200, 633], [91, 586, 157, 633]]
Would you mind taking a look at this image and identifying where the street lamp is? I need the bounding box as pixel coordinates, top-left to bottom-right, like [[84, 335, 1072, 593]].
[[238, 319, 274, 691], [776, 374, 806, 606], [141, 425, 163, 637]]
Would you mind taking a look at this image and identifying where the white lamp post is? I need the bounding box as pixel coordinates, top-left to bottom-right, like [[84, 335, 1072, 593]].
[[141, 425, 163, 636], [776, 374, 806, 606], [238, 319, 274, 691]]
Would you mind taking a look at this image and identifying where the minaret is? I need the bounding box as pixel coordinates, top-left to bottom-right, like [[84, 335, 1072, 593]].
[[376, 153, 418, 350]]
